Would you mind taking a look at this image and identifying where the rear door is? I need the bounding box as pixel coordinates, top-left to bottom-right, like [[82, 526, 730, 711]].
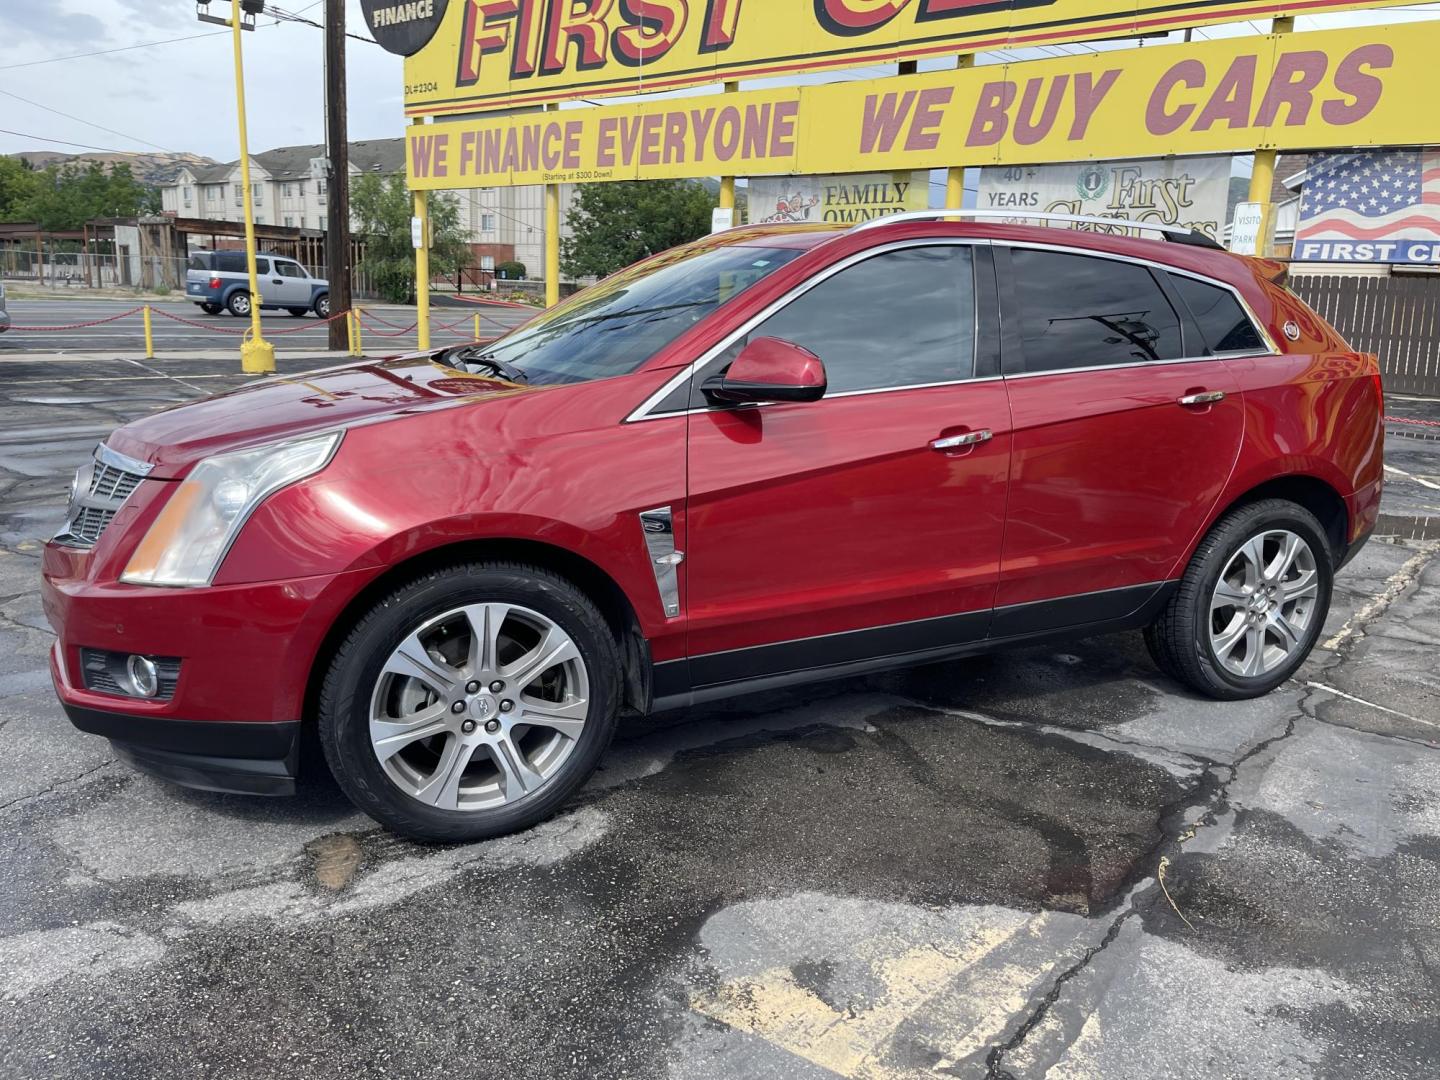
[[682, 241, 1011, 689], [993, 245, 1247, 632]]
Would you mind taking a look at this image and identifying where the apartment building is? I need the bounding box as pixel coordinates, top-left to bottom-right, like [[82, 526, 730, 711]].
[[160, 138, 577, 280]]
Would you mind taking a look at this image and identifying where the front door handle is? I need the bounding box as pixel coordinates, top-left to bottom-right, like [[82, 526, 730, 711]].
[[1178, 391, 1226, 406], [931, 429, 993, 451]]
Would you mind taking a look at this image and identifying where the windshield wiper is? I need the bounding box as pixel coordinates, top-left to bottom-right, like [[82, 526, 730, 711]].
[[444, 346, 530, 384]]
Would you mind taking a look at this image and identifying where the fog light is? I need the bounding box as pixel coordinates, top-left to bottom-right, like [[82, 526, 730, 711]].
[[124, 655, 161, 698]]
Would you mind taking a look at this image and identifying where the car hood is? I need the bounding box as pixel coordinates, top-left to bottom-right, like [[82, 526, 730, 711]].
[[107, 354, 531, 477]]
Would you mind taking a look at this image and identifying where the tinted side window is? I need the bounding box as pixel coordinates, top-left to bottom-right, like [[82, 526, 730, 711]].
[[1169, 273, 1265, 353], [1010, 249, 1183, 373], [217, 252, 247, 272], [277, 262, 306, 278], [730, 246, 976, 395]]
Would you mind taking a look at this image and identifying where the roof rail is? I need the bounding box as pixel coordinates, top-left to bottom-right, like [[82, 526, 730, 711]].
[[852, 209, 1225, 249]]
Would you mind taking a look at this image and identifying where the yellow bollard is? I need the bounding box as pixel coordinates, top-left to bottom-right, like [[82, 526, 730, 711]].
[[345, 308, 356, 357], [353, 308, 364, 357], [142, 305, 155, 360], [474, 313, 481, 342]]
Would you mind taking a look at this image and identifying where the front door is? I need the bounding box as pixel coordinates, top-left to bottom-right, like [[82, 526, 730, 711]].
[[993, 245, 1247, 632], [683, 242, 1011, 691], [271, 259, 311, 307]]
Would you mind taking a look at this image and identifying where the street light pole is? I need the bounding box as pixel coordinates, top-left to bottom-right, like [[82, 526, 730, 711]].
[[220, 0, 275, 373]]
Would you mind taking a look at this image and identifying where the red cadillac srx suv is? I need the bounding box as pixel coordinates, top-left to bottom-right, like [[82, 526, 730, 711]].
[[43, 213, 1383, 841]]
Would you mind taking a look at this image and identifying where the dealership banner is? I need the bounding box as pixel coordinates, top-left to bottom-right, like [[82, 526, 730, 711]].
[[1293, 148, 1440, 263], [749, 172, 929, 225], [408, 23, 1433, 190], [977, 157, 1231, 239], [398, 0, 1423, 115]]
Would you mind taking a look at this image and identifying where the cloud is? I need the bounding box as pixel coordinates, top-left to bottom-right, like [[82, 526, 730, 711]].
[[0, 4, 110, 44]]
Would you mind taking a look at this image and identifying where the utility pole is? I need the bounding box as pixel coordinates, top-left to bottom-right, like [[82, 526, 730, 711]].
[[325, 0, 351, 352]]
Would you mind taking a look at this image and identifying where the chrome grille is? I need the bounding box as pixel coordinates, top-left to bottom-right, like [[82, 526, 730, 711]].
[[91, 462, 142, 501], [53, 444, 152, 549]]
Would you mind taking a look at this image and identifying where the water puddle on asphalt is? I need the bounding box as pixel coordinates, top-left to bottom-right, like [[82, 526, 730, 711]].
[[1374, 513, 1440, 542]]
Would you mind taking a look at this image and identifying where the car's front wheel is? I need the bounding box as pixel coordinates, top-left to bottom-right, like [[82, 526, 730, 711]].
[[314, 294, 330, 319], [1146, 499, 1333, 700], [318, 562, 620, 842]]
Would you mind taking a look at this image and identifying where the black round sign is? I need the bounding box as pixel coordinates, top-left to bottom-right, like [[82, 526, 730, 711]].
[[360, 0, 449, 57]]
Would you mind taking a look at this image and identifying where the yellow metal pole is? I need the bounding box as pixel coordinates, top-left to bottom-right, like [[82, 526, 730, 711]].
[[142, 305, 155, 360], [412, 118, 432, 352], [346, 307, 357, 356], [1247, 17, 1294, 257], [474, 313, 481, 341], [231, 0, 274, 374], [544, 104, 562, 308], [946, 56, 973, 210], [718, 81, 740, 220], [353, 307, 364, 355]]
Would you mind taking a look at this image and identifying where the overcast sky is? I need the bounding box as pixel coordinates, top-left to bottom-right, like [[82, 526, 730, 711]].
[[0, 1, 1436, 164]]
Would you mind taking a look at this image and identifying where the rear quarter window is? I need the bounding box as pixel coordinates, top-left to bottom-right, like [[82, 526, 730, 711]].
[[1168, 273, 1266, 354]]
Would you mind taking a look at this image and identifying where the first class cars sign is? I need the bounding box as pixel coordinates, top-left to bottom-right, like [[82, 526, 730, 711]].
[[408, 23, 1434, 189], [401, 0, 1422, 115]]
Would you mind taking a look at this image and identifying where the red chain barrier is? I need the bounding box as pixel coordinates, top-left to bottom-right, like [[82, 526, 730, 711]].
[[1386, 415, 1440, 428], [357, 312, 419, 338], [358, 309, 419, 330], [7, 307, 146, 331], [439, 294, 537, 311], [151, 306, 353, 337]]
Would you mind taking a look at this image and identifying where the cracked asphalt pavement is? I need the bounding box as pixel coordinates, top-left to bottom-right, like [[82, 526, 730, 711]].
[[1, 354, 1438, 1079]]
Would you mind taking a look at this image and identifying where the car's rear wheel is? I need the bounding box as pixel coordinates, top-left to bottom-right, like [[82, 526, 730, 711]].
[[318, 562, 620, 842], [287, 307, 309, 318], [226, 291, 252, 317], [200, 303, 223, 315], [1145, 499, 1333, 700]]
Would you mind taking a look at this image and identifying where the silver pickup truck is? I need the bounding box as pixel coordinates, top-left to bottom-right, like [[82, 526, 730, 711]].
[[186, 250, 330, 319]]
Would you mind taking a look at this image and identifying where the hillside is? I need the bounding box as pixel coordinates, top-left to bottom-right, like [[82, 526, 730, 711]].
[[8, 150, 219, 187]]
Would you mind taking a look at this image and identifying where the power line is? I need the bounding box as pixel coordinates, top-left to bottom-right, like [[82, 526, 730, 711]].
[[0, 30, 230, 72], [0, 86, 173, 153], [0, 128, 133, 155]]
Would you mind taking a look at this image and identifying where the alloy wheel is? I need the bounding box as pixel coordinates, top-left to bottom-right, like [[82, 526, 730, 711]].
[[368, 603, 590, 811], [1208, 529, 1319, 678]]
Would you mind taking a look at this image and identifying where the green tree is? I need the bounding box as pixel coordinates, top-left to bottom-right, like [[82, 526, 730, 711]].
[[561, 180, 714, 280], [351, 172, 469, 303], [0, 156, 40, 222], [11, 162, 157, 230]]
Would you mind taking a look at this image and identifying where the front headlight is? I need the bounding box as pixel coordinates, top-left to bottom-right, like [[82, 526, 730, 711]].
[[121, 432, 342, 587]]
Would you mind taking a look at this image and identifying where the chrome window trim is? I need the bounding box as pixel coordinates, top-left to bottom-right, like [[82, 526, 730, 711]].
[[625, 237, 990, 424], [999, 239, 1281, 359], [1002, 351, 1270, 381]]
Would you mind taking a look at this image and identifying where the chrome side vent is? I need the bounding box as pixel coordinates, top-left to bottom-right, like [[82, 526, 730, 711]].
[[639, 507, 683, 618], [53, 445, 153, 549]]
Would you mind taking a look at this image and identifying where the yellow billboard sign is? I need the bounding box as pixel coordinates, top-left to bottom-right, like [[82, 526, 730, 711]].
[[404, 0, 1422, 116], [408, 23, 1429, 189]]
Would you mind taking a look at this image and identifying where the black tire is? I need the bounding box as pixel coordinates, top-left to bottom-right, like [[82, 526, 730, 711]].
[[287, 307, 309, 318], [226, 291, 251, 318], [314, 293, 330, 319], [318, 561, 621, 842], [200, 303, 223, 315], [1145, 499, 1333, 700]]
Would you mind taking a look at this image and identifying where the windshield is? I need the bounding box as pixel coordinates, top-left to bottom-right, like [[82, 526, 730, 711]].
[[472, 242, 806, 385]]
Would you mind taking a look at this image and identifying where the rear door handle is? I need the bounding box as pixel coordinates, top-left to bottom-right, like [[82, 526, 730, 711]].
[[1178, 391, 1226, 406], [931, 429, 993, 451]]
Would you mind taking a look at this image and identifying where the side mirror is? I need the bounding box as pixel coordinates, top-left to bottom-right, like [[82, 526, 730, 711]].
[[701, 337, 827, 406]]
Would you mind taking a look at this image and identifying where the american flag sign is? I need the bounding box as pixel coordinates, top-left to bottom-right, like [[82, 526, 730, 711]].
[[1293, 148, 1440, 264]]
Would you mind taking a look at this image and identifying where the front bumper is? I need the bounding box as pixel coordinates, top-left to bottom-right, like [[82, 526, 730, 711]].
[[63, 700, 300, 796]]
